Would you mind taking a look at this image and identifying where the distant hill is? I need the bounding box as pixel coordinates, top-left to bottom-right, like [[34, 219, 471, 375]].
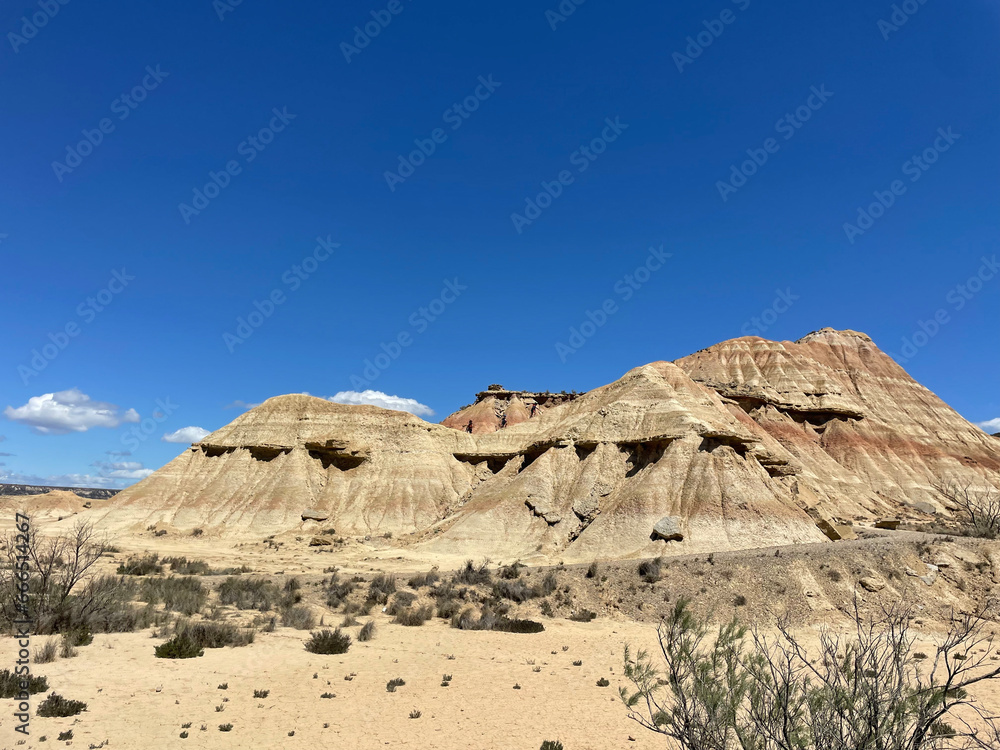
[[0, 483, 119, 500]]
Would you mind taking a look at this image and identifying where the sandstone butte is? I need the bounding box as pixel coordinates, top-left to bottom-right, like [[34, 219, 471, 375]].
[[86, 328, 1000, 562]]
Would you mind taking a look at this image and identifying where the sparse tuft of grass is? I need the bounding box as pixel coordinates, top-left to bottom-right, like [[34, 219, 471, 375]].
[[34, 639, 59, 664], [638, 557, 663, 583], [358, 621, 376, 642]]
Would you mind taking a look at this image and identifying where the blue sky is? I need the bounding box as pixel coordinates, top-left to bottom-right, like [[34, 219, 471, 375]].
[[2, 0, 998, 488]]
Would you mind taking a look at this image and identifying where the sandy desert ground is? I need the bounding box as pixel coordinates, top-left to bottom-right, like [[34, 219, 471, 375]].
[[2, 509, 1000, 750]]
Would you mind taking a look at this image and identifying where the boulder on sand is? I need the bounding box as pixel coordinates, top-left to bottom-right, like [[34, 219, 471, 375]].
[[652, 516, 684, 542]]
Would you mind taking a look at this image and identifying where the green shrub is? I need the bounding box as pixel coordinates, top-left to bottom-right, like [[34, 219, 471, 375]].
[[597, 677, 610, 687], [569, 610, 597, 623], [408, 570, 440, 588], [117, 554, 163, 576], [253, 689, 269, 698], [218, 577, 279, 610], [394, 606, 433, 627], [304, 629, 351, 655], [219, 723, 233, 732], [436, 598, 463, 619], [454, 559, 492, 586], [37, 693, 87, 717], [162, 556, 213, 575], [281, 605, 316, 630], [540, 742, 564, 750], [154, 633, 204, 659], [386, 592, 417, 616], [58, 730, 74, 741], [451, 608, 544, 633], [498, 561, 524, 580], [60, 574, 143, 634], [386, 678, 405, 692], [141, 576, 207, 615], [586, 562, 600, 579], [0, 669, 48, 698], [368, 575, 396, 605], [174, 621, 254, 649], [493, 579, 536, 602]]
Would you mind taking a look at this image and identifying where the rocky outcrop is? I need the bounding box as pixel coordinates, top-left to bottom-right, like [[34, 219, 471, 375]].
[[88, 329, 1000, 562], [441, 386, 582, 434], [652, 516, 684, 542]]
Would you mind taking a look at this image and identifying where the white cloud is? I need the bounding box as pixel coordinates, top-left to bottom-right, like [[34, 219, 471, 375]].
[[90, 460, 155, 481], [106, 450, 131, 457], [978, 417, 1000, 434], [162, 426, 211, 444], [3, 388, 140, 435], [327, 390, 434, 418], [224, 400, 261, 410]]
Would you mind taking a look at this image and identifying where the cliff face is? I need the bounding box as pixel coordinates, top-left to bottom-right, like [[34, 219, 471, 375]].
[[92, 329, 1000, 561], [440, 386, 581, 434], [674, 328, 1000, 515]]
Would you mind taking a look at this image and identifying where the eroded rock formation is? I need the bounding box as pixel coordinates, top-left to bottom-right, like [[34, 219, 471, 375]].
[[91, 329, 1000, 561]]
